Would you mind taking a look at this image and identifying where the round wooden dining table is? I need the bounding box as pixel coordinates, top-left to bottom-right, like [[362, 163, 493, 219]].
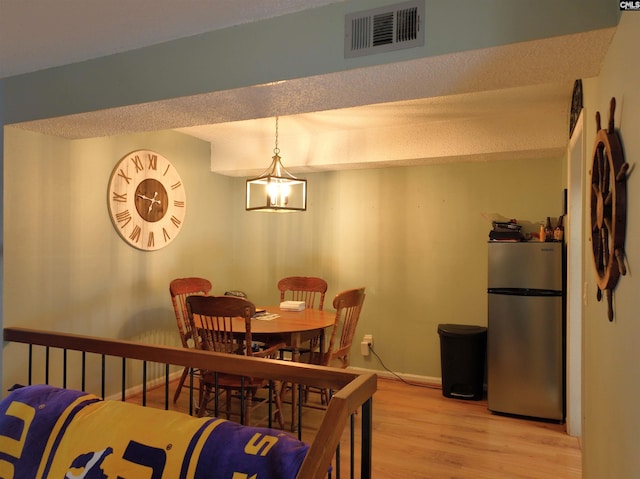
[[193, 306, 336, 359], [243, 307, 335, 356], [233, 306, 336, 431]]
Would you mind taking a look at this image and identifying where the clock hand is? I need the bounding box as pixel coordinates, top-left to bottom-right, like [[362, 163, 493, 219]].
[[147, 191, 161, 213]]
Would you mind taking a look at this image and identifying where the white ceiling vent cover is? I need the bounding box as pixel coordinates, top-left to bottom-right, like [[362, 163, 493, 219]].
[[345, 0, 424, 58]]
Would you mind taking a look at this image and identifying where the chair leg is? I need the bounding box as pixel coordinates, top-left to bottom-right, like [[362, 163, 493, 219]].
[[244, 392, 252, 427], [278, 381, 289, 404], [273, 382, 285, 429], [198, 383, 211, 418], [320, 388, 329, 405], [299, 384, 330, 408], [173, 366, 189, 403], [199, 384, 284, 429], [226, 389, 233, 420]]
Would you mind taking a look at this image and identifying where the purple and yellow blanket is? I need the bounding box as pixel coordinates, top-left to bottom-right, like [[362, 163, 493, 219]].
[[0, 384, 309, 478]]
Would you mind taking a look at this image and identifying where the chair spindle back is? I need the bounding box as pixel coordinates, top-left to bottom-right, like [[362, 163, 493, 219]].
[[277, 276, 328, 310]]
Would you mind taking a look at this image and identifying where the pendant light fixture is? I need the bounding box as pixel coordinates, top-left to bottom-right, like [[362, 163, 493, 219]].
[[246, 116, 307, 211]]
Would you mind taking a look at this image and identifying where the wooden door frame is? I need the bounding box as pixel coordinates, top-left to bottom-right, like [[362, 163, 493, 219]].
[[566, 109, 585, 438]]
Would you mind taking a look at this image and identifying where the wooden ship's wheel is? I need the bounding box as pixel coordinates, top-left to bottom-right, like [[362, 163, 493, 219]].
[[590, 97, 629, 321]]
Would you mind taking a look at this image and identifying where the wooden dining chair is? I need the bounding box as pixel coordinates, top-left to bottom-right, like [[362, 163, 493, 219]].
[[278, 276, 328, 310], [186, 295, 286, 428], [277, 276, 328, 359], [308, 287, 366, 405], [169, 277, 212, 403]]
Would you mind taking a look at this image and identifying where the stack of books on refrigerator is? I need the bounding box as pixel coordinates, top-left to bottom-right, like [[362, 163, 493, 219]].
[[489, 221, 524, 242]]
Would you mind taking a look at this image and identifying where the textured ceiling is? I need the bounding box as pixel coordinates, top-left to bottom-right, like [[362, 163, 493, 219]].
[[1, 1, 616, 175]]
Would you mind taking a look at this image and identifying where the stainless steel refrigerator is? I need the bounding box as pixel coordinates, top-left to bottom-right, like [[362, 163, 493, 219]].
[[487, 241, 564, 421]]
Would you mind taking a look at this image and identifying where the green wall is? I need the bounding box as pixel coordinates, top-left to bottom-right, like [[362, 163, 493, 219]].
[[2, 125, 563, 392], [581, 13, 640, 479], [2, 128, 228, 392]]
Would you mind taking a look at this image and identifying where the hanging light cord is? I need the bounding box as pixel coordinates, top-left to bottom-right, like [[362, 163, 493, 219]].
[[273, 116, 280, 156]]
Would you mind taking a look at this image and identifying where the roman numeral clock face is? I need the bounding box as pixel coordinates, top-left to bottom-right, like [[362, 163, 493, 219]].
[[107, 150, 186, 251]]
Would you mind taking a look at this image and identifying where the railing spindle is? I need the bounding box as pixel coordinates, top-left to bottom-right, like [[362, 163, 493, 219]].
[[164, 364, 170, 410], [101, 354, 106, 398], [142, 360, 147, 407], [121, 357, 126, 401], [45, 346, 50, 385], [361, 398, 373, 479], [63, 349, 67, 389], [81, 351, 86, 391], [28, 344, 33, 386], [351, 413, 356, 479]]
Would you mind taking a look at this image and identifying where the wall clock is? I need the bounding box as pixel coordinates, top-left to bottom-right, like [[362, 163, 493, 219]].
[[107, 150, 186, 251], [590, 98, 628, 321], [569, 79, 583, 138]]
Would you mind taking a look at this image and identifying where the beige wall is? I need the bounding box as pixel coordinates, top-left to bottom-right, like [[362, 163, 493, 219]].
[[2, 123, 563, 393], [581, 13, 640, 479]]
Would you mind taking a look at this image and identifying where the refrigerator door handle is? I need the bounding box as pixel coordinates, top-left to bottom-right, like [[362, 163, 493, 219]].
[[488, 288, 562, 297]]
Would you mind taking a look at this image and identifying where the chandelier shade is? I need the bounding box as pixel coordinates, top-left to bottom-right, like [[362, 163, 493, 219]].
[[245, 117, 307, 212]]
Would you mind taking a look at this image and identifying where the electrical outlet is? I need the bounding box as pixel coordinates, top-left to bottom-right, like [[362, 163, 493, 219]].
[[360, 334, 373, 356]]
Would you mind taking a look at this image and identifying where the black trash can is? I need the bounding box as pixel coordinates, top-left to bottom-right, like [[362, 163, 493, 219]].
[[437, 324, 487, 400]]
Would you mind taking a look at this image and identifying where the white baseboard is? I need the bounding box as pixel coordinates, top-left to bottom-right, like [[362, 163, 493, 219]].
[[347, 366, 442, 386], [104, 370, 184, 402], [105, 367, 442, 402]]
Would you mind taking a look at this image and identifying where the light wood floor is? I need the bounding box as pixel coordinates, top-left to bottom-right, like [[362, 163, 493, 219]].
[[364, 379, 581, 479], [133, 377, 582, 479]]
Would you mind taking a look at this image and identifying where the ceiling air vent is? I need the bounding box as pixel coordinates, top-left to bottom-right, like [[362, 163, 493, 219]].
[[345, 0, 424, 58]]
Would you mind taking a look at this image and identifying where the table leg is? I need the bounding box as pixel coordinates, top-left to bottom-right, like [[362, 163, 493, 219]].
[[290, 341, 300, 432], [281, 329, 323, 432]]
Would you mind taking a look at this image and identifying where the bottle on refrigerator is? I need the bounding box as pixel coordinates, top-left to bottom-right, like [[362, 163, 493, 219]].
[[544, 217, 554, 242], [554, 216, 564, 242]]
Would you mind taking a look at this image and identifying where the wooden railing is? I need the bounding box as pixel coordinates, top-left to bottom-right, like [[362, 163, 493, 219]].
[[3, 327, 376, 479]]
